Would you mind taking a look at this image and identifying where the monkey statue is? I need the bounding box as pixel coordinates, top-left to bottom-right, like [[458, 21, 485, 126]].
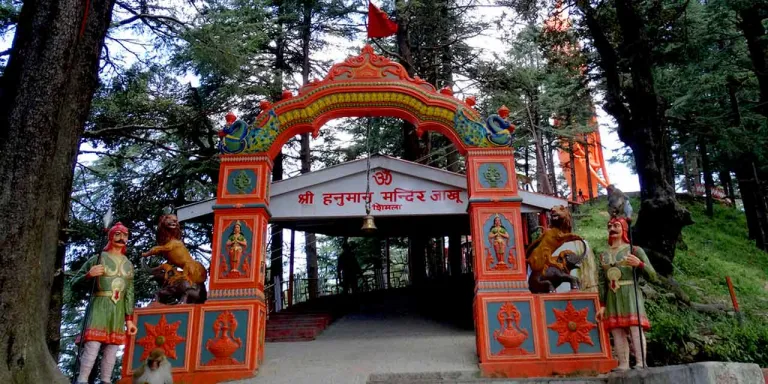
[[133, 348, 173, 384], [606, 184, 633, 220]]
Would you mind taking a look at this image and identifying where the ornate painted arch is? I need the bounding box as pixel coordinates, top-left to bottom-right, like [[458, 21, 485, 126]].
[[219, 45, 515, 159]]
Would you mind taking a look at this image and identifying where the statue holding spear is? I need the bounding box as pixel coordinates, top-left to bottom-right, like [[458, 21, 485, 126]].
[[596, 186, 656, 370], [71, 210, 137, 384]]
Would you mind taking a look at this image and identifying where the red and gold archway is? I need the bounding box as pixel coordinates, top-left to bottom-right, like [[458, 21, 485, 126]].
[[120, 45, 615, 384], [219, 45, 515, 159]]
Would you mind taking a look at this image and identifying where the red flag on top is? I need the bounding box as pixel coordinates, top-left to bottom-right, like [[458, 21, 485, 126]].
[[367, 1, 398, 38]]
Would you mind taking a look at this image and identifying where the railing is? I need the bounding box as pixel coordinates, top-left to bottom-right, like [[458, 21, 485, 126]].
[[261, 233, 476, 315], [264, 267, 413, 314]]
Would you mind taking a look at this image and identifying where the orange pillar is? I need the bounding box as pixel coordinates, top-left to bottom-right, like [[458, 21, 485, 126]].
[[120, 154, 272, 383], [466, 148, 616, 377]]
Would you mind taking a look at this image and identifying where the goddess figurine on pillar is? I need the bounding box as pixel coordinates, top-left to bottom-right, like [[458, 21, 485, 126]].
[[596, 217, 657, 370], [226, 221, 247, 274], [488, 214, 512, 269], [72, 222, 137, 384]]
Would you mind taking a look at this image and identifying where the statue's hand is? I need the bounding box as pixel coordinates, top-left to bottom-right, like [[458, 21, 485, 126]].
[[625, 255, 642, 267], [141, 250, 153, 257], [126, 320, 138, 335], [595, 307, 605, 322], [88, 265, 105, 278]]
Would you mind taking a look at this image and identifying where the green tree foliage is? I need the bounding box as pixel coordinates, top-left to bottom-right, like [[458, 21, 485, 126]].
[[472, 24, 594, 197], [60, 66, 220, 376], [2, 0, 766, 379]]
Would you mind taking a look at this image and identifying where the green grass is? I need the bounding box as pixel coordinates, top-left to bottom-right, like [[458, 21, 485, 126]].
[[573, 197, 768, 366]]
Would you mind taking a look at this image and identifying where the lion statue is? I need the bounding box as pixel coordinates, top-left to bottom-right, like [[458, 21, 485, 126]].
[[142, 214, 207, 304], [526, 205, 587, 293]]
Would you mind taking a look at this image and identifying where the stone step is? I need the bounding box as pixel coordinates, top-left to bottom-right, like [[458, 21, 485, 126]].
[[265, 335, 316, 342], [268, 317, 332, 323], [265, 311, 335, 343], [267, 327, 323, 335], [367, 371, 600, 384], [366, 362, 765, 384], [266, 322, 328, 330]]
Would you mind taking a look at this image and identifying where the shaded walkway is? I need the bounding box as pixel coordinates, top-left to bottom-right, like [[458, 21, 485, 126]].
[[231, 312, 477, 384]]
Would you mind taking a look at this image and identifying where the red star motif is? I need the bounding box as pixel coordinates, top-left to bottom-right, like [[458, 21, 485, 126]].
[[547, 301, 596, 353], [136, 314, 186, 361]]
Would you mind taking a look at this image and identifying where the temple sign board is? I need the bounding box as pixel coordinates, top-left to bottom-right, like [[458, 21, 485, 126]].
[[177, 156, 567, 223]]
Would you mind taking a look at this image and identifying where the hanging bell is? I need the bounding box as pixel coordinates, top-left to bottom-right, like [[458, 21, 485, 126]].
[[361, 214, 377, 233]]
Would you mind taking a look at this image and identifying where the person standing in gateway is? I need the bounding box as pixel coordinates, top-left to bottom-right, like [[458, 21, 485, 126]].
[[338, 238, 360, 294]]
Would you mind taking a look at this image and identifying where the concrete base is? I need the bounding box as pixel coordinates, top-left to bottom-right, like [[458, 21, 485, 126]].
[[368, 371, 601, 383], [367, 362, 765, 384], [479, 359, 617, 379], [605, 362, 764, 384]]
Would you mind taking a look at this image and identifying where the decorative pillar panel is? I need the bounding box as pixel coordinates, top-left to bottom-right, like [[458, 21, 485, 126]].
[[470, 203, 526, 282], [477, 294, 541, 362], [209, 209, 269, 294], [466, 149, 526, 284], [194, 302, 261, 372], [466, 148, 518, 199], [123, 306, 196, 376], [467, 149, 616, 377], [216, 155, 273, 207], [539, 295, 607, 359]]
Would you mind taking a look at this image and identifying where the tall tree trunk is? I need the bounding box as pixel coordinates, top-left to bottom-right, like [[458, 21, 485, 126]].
[[726, 75, 768, 250], [569, 139, 577, 201], [578, 0, 691, 275], [0, 1, 116, 382], [269, 0, 287, 307], [270, 152, 284, 304], [736, 164, 768, 249], [300, 0, 318, 299], [720, 170, 735, 203], [525, 100, 552, 194], [545, 137, 559, 196], [699, 138, 714, 217], [448, 234, 461, 275], [395, 0, 430, 277], [408, 237, 426, 285], [396, 0, 421, 162], [584, 134, 594, 199], [446, 151, 459, 172], [47, 219, 68, 361], [524, 145, 530, 181], [738, 6, 768, 119], [683, 151, 694, 194]]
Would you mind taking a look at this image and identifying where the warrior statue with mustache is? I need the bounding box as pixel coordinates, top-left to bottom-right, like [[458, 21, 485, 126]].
[[596, 217, 657, 370], [72, 222, 137, 384]]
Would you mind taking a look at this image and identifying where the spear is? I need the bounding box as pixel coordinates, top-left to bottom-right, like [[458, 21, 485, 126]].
[[626, 215, 646, 368], [71, 207, 113, 383]]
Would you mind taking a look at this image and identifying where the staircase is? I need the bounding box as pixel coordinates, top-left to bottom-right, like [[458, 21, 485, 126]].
[[265, 311, 334, 342], [265, 294, 348, 342], [264, 275, 475, 342]]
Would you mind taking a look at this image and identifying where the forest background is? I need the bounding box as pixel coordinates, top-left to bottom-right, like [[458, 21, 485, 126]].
[[1, 0, 768, 382]]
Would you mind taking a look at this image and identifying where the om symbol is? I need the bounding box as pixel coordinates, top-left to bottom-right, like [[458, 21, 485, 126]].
[[372, 169, 393, 186]]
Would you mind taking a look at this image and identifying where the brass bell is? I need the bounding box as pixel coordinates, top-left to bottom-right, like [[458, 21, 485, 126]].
[[361, 214, 377, 233]]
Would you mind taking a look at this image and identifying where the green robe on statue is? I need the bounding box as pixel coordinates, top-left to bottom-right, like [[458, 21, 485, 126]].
[[598, 245, 656, 330], [73, 251, 135, 345]]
